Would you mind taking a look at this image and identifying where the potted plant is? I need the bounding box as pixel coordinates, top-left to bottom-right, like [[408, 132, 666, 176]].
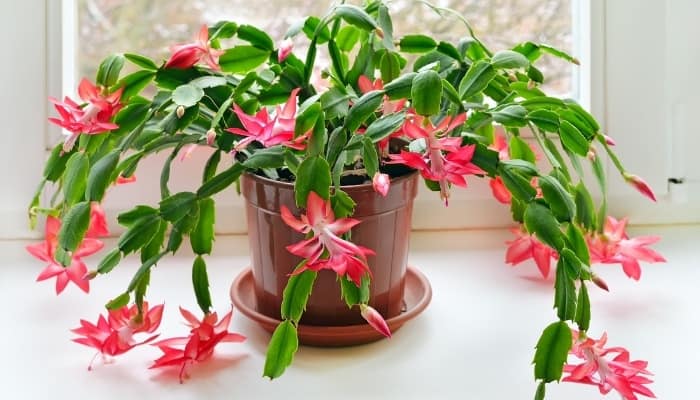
[[27, 1, 664, 398]]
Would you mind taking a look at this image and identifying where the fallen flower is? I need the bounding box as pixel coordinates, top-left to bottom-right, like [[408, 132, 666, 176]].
[[71, 302, 164, 369], [150, 307, 245, 383]]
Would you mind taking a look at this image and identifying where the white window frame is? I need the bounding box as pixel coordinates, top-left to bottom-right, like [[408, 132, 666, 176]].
[[3, 0, 697, 240]]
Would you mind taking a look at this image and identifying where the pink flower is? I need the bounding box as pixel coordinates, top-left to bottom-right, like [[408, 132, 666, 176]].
[[564, 331, 655, 400], [623, 173, 657, 202], [226, 88, 308, 152], [505, 227, 557, 278], [71, 302, 164, 369], [26, 216, 104, 294], [165, 25, 224, 71], [388, 113, 483, 205], [372, 172, 390, 197], [281, 191, 375, 286], [357, 75, 409, 154], [150, 307, 246, 383], [360, 304, 391, 338], [86, 202, 109, 238], [49, 78, 123, 151], [277, 38, 293, 62], [587, 216, 665, 280], [489, 176, 512, 204]]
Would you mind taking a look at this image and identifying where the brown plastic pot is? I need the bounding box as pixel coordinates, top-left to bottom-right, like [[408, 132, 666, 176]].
[[241, 170, 419, 327]]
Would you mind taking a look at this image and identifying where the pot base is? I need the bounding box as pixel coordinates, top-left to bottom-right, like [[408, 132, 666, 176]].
[[230, 266, 432, 347]]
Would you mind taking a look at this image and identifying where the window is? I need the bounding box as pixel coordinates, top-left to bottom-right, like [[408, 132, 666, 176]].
[[12, 0, 689, 239]]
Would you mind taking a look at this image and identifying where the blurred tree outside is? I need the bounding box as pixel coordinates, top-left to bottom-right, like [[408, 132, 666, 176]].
[[76, 0, 573, 94]]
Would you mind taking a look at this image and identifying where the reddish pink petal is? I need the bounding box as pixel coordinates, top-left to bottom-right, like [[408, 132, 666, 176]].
[[489, 177, 512, 204], [77, 78, 99, 102], [26, 242, 51, 262], [532, 244, 553, 278], [505, 237, 531, 265], [36, 263, 64, 281], [280, 205, 309, 233], [74, 238, 104, 258], [66, 260, 90, 293], [357, 75, 374, 94], [621, 257, 642, 280]]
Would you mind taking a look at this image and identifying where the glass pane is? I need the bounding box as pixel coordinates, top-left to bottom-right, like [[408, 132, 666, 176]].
[[76, 0, 572, 95]]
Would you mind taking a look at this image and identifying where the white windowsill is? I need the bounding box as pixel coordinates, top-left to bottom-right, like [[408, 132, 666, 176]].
[[2, 224, 696, 399]]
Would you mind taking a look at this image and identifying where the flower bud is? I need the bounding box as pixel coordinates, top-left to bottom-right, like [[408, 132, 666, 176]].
[[374, 27, 384, 39], [360, 304, 391, 338], [372, 172, 390, 197], [82, 270, 98, 281], [587, 148, 596, 161], [527, 80, 536, 90], [623, 173, 657, 202], [206, 129, 217, 146], [176, 105, 185, 118], [277, 38, 293, 63], [591, 274, 609, 292], [603, 134, 616, 146]]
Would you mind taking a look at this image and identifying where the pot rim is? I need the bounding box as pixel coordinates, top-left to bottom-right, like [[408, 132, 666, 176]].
[[242, 168, 419, 194]]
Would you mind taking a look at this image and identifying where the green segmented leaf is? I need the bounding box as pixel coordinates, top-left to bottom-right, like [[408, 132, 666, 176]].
[[192, 255, 212, 313], [399, 34, 437, 53], [264, 320, 299, 379], [533, 321, 573, 382], [524, 202, 565, 251], [559, 120, 589, 156], [575, 283, 591, 331], [281, 268, 317, 322], [96, 54, 125, 87], [459, 61, 496, 99], [554, 258, 577, 321], [491, 50, 530, 69], [411, 70, 442, 116]]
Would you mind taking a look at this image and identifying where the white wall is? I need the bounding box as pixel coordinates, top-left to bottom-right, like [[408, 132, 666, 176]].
[[0, 0, 46, 238]]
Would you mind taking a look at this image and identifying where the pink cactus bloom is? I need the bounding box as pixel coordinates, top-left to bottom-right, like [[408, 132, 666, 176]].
[[587, 216, 665, 280], [165, 25, 224, 71], [372, 172, 390, 197], [278, 38, 294, 62], [281, 191, 375, 286], [26, 216, 104, 294], [388, 113, 483, 205], [564, 331, 656, 400], [226, 88, 309, 152], [49, 78, 123, 151], [360, 304, 391, 338], [623, 173, 657, 202], [505, 227, 557, 279], [71, 302, 164, 369], [357, 75, 409, 154], [150, 307, 246, 383]]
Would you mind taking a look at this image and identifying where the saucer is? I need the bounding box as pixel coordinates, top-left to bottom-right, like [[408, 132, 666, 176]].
[[230, 266, 432, 347]]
